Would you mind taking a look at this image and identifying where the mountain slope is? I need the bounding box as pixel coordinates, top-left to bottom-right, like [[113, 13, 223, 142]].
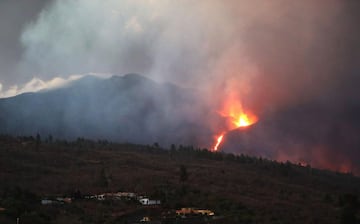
[[0, 74, 213, 146], [1, 73, 359, 174], [220, 104, 360, 174], [0, 137, 359, 223]]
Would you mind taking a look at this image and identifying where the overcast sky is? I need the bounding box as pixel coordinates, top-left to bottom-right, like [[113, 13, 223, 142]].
[[0, 0, 47, 84], [0, 0, 359, 104], [0, 0, 358, 114]]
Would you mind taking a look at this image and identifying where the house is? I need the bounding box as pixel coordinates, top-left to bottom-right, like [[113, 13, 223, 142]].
[[140, 216, 151, 222], [94, 194, 105, 200], [176, 208, 214, 217], [41, 199, 53, 205], [115, 192, 136, 198], [41, 197, 72, 205], [88, 192, 137, 201], [195, 209, 215, 216], [176, 207, 193, 216], [56, 197, 72, 203], [41, 199, 56, 205], [139, 198, 161, 205], [109, 192, 137, 200]]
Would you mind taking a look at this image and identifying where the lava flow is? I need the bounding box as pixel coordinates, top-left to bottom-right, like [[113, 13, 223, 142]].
[[213, 134, 224, 151], [212, 99, 258, 151]]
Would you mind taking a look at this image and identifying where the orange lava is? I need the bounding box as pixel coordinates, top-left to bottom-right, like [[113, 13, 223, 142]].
[[233, 112, 258, 128], [213, 134, 224, 151], [211, 96, 258, 151], [219, 97, 258, 129]]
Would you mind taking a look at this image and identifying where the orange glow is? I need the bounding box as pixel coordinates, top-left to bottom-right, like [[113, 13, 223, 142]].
[[211, 95, 258, 151], [219, 97, 258, 129], [213, 134, 224, 151], [234, 112, 258, 128]]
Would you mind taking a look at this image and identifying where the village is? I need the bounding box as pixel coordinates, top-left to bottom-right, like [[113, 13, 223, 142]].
[[40, 191, 217, 224]]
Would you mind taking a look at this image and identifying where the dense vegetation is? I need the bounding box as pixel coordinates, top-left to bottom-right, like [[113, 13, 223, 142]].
[[0, 135, 359, 223]]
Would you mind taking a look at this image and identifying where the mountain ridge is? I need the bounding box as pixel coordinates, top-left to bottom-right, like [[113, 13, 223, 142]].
[[0, 74, 213, 147]]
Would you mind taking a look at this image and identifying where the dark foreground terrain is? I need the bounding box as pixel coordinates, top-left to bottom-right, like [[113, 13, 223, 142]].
[[0, 135, 359, 224]]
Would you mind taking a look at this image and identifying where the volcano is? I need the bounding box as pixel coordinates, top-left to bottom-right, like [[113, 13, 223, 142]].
[[0, 73, 359, 174], [0, 74, 213, 146], [220, 123, 272, 157], [219, 109, 360, 174]]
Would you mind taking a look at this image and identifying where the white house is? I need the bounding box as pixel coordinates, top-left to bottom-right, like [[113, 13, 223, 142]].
[[95, 194, 105, 200], [139, 198, 161, 205], [114, 192, 137, 199]]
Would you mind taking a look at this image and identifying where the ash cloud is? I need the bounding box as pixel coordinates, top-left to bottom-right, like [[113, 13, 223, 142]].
[[0, 0, 359, 172]]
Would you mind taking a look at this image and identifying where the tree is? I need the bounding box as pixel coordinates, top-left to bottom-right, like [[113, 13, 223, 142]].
[[36, 133, 41, 148], [96, 167, 108, 188], [153, 142, 160, 148], [340, 194, 359, 224], [179, 165, 188, 182], [47, 134, 53, 143]]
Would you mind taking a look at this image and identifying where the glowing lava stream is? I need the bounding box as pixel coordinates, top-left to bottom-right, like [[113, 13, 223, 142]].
[[213, 134, 224, 151]]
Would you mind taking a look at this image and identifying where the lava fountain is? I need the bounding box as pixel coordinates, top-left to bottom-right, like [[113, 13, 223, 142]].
[[212, 98, 258, 151]]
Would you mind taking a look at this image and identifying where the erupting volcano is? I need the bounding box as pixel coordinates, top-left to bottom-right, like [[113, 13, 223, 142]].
[[234, 113, 258, 128], [212, 97, 258, 151]]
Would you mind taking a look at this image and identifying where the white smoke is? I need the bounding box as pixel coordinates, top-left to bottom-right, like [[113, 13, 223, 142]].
[[19, 0, 253, 89], [18, 0, 346, 106], [0, 74, 84, 98]]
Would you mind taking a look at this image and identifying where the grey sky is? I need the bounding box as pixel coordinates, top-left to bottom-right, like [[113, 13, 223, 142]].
[[0, 0, 49, 86], [0, 0, 359, 104]]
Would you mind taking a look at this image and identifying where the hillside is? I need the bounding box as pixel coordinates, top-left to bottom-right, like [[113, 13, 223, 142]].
[[0, 74, 214, 147], [0, 135, 359, 224], [220, 105, 360, 174]]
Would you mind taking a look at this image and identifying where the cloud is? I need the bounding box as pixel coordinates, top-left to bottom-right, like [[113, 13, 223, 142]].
[[0, 74, 84, 98]]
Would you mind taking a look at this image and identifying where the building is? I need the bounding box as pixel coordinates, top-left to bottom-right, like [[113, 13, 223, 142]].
[[56, 197, 72, 203], [114, 192, 136, 198], [140, 216, 151, 222], [41, 197, 72, 205], [94, 194, 105, 200], [41, 199, 57, 205], [176, 208, 215, 217], [139, 198, 161, 205]]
